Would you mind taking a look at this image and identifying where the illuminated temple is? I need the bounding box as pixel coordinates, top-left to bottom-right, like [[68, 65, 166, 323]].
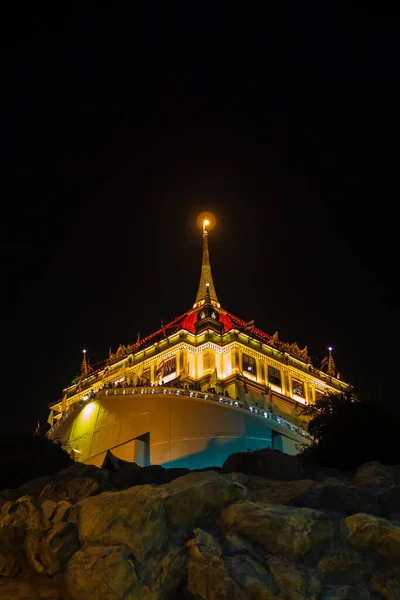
[[47, 219, 349, 468]]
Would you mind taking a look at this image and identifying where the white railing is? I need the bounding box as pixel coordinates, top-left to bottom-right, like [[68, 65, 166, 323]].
[[48, 384, 310, 441]]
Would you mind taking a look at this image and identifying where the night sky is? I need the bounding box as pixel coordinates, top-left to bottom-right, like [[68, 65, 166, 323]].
[[2, 6, 398, 437]]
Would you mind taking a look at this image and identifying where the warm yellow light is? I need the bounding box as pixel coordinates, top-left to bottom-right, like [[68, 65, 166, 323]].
[[197, 212, 216, 231], [82, 402, 96, 419]]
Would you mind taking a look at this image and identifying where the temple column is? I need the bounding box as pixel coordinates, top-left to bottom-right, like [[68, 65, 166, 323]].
[[288, 374, 293, 398], [150, 363, 155, 385], [303, 380, 309, 403], [256, 359, 263, 384], [281, 370, 286, 395], [311, 385, 316, 404], [264, 362, 270, 385], [231, 348, 239, 373]]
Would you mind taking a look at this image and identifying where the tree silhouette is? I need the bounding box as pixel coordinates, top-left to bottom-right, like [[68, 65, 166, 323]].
[[298, 389, 400, 470], [0, 435, 73, 491]]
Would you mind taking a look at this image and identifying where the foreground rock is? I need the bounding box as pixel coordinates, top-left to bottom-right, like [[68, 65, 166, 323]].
[[162, 470, 249, 527], [1, 454, 400, 598]]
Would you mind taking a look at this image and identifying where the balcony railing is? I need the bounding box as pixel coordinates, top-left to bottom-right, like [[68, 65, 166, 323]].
[[47, 384, 311, 441]]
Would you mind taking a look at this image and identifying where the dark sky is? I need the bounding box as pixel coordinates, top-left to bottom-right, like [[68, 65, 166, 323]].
[[2, 6, 398, 436]]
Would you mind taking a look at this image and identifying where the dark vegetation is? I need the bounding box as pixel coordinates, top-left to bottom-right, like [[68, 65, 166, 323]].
[[298, 388, 400, 470], [0, 435, 73, 490]]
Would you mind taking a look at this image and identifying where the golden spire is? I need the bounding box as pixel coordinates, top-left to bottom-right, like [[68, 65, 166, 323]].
[[194, 219, 219, 308]]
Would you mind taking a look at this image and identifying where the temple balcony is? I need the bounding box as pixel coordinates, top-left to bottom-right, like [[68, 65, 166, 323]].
[[47, 383, 311, 449]]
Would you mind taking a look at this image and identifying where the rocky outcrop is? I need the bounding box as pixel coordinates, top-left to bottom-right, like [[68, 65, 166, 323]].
[[221, 448, 351, 482], [1, 454, 400, 598], [162, 470, 249, 527]]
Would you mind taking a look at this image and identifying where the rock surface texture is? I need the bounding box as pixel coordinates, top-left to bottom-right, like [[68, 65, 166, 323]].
[[1, 450, 400, 599]]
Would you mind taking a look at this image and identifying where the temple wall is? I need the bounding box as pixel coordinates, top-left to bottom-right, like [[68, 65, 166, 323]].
[[49, 392, 306, 469], [273, 434, 300, 455]]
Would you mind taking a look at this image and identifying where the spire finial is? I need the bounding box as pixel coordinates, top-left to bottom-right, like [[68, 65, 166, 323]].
[[194, 217, 219, 308], [205, 282, 211, 303]]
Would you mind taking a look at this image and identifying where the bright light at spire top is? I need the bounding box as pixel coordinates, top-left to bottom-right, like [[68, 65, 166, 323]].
[[197, 212, 216, 232]]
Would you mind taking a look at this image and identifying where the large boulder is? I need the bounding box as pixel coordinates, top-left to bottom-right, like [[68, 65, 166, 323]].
[[290, 481, 381, 518], [352, 462, 395, 487], [0, 495, 42, 573], [162, 470, 249, 527], [56, 463, 110, 485], [0, 492, 79, 576], [0, 538, 20, 577], [221, 448, 305, 480], [0, 476, 52, 510], [185, 527, 279, 599], [66, 542, 187, 600], [317, 541, 375, 583], [66, 545, 138, 600], [41, 499, 72, 532], [73, 485, 170, 561], [39, 521, 79, 576], [370, 565, 400, 598], [185, 528, 231, 599], [40, 477, 99, 504], [345, 513, 400, 563], [323, 584, 376, 599], [267, 555, 324, 599], [0, 572, 69, 600], [225, 554, 279, 599], [39, 462, 110, 505], [380, 484, 400, 521], [221, 532, 267, 571], [226, 473, 316, 505], [0, 488, 21, 509], [111, 462, 190, 490], [219, 502, 333, 558], [18, 476, 52, 498], [228, 474, 382, 519]]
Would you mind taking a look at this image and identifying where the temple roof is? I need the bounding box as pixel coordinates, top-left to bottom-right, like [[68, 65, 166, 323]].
[[73, 221, 341, 382]]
